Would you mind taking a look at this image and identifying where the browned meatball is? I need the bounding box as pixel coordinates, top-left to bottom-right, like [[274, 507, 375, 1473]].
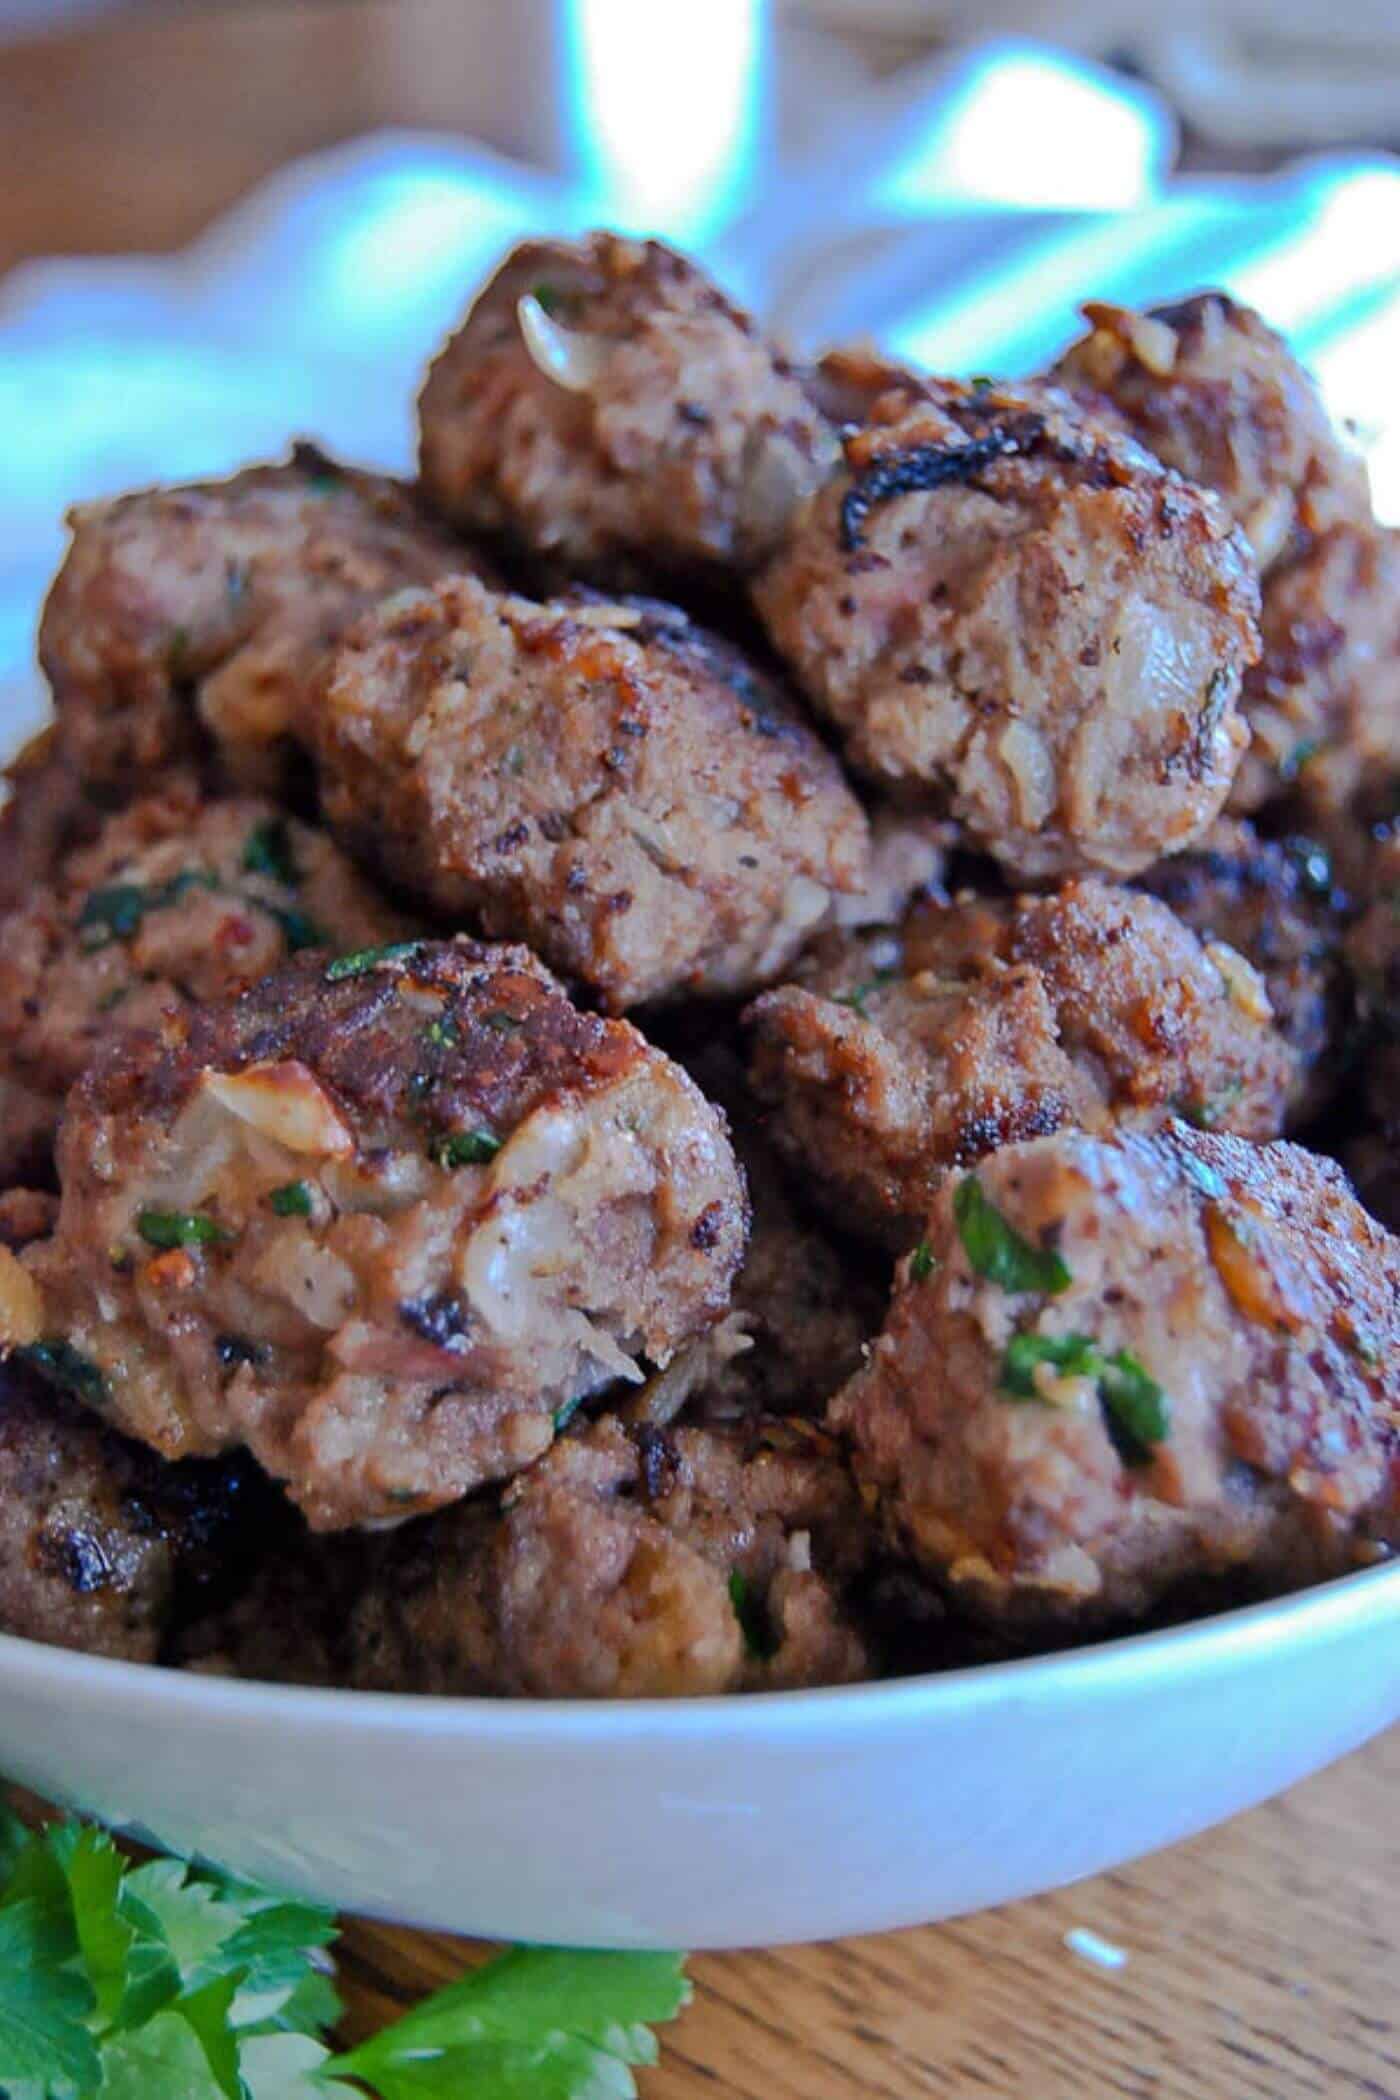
[[349, 1414, 872, 1697], [1054, 293, 1370, 573], [311, 576, 869, 1011], [1134, 817, 1349, 1118], [24, 938, 747, 1529], [834, 1124, 1400, 1628], [0, 1354, 273, 1662], [0, 781, 409, 1183], [0, 725, 121, 915], [753, 378, 1259, 880], [1232, 521, 1400, 817], [747, 880, 1296, 1248], [418, 232, 837, 582], [39, 446, 469, 794]]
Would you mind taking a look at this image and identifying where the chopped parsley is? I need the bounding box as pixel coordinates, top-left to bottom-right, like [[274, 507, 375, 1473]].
[[728, 1569, 778, 1663], [242, 817, 299, 885], [268, 1180, 313, 1217], [423, 1015, 461, 1051], [325, 939, 425, 981], [432, 1128, 502, 1170], [552, 1392, 588, 1434], [909, 1240, 937, 1283], [835, 969, 896, 1016], [137, 1209, 228, 1251], [18, 1339, 109, 1411], [77, 870, 219, 949], [1000, 1330, 1169, 1466], [484, 1008, 523, 1033], [953, 1176, 1071, 1295], [1175, 1077, 1244, 1131]]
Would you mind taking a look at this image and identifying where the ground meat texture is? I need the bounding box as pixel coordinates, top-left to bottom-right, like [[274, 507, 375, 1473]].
[[311, 576, 869, 1011], [1053, 294, 1370, 574], [25, 939, 747, 1529], [752, 378, 1259, 881], [38, 447, 470, 795], [834, 1124, 1400, 1628], [1134, 818, 1348, 1120], [417, 232, 838, 583], [1230, 521, 1400, 818], [0, 783, 409, 1183], [826, 802, 951, 930], [746, 881, 1296, 1249], [0, 1355, 273, 1662], [348, 1414, 872, 1697]]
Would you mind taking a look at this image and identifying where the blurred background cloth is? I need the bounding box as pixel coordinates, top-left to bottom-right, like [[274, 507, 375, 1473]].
[[0, 0, 1396, 734]]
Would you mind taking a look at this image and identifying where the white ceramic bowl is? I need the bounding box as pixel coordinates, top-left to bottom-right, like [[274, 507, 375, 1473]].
[[1, 1562, 1397, 1948]]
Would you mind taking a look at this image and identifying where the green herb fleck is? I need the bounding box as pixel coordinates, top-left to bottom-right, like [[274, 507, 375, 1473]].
[[325, 939, 425, 982], [242, 818, 299, 885], [137, 1209, 228, 1251], [268, 1180, 313, 1218], [953, 1176, 1071, 1295], [18, 1339, 109, 1410], [423, 1015, 460, 1051], [1282, 736, 1323, 781], [77, 871, 219, 950], [835, 969, 896, 1016], [728, 1569, 778, 1663], [267, 904, 328, 953], [484, 1008, 523, 1034], [909, 1240, 936, 1283], [531, 280, 562, 316], [432, 1128, 501, 1170], [552, 1393, 588, 1435], [1000, 1331, 1169, 1465]]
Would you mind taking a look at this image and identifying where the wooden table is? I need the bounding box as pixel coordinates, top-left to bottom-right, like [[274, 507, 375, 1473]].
[[4, 6, 1397, 2093], [338, 1727, 1400, 2098]]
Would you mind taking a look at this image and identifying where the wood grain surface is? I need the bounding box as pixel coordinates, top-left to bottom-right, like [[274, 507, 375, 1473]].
[[337, 1727, 1400, 2098]]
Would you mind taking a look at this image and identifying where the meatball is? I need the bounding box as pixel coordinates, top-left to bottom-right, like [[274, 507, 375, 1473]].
[[827, 802, 951, 930], [0, 1354, 273, 1662], [24, 939, 747, 1529], [39, 445, 469, 794], [1346, 830, 1400, 1129], [1232, 521, 1400, 817], [0, 726, 119, 915], [349, 1414, 872, 1697], [752, 378, 1259, 881], [834, 1123, 1400, 1627], [1134, 817, 1349, 1118], [311, 576, 869, 1010], [746, 880, 1297, 1249], [417, 232, 837, 582], [0, 781, 410, 1183], [1053, 293, 1369, 571]]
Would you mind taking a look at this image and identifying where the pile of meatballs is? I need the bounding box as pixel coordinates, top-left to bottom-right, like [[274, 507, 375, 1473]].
[[1, 236, 1398, 1699]]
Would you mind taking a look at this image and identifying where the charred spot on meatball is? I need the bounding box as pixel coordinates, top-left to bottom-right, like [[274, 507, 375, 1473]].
[[24, 938, 748, 1529], [752, 377, 1259, 881], [417, 231, 839, 584], [310, 575, 870, 1011], [835, 1123, 1400, 1628]]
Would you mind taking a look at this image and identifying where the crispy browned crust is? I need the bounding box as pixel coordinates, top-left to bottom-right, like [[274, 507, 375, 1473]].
[[834, 1123, 1400, 1627], [418, 232, 837, 580]]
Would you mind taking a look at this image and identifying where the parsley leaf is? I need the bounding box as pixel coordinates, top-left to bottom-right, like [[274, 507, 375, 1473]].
[[953, 1177, 1071, 1295], [908, 1240, 936, 1283], [0, 1901, 101, 2091], [325, 940, 425, 982], [243, 819, 300, 887], [432, 1128, 501, 1170], [18, 1339, 109, 1412], [727, 1570, 777, 1664], [269, 1181, 313, 1218], [999, 1330, 1169, 1466], [137, 1209, 228, 1251], [999, 1330, 1099, 1397]]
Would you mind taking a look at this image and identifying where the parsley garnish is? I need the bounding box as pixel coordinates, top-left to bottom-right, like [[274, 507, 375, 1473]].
[[432, 1128, 501, 1170], [18, 1339, 109, 1411], [325, 940, 425, 982], [268, 1181, 313, 1217], [242, 818, 299, 886], [137, 1210, 228, 1251], [77, 871, 219, 950], [909, 1240, 936, 1283], [953, 1177, 1071, 1295], [728, 1569, 778, 1663], [1000, 1330, 1169, 1466], [0, 1805, 691, 2100], [423, 1015, 460, 1051], [835, 970, 896, 1016]]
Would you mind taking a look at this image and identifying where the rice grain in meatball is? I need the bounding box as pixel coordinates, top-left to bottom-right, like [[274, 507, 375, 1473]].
[[0, 1353, 274, 1662], [39, 446, 471, 793], [753, 378, 1259, 881], [312, 576, 870, 1010], [747, 880, 1297, 1248], [835, 1124, 1400, 1627], [25, 938, 748, 1529], [418, 232, 838, 582], [1054, 293, 1370, 572], [0, 781, 409, 1182], [349, 1414, 872, 1697]]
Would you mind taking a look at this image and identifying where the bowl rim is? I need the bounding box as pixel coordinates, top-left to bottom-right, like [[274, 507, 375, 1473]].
[[2, 1553, 1396, 1746]]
